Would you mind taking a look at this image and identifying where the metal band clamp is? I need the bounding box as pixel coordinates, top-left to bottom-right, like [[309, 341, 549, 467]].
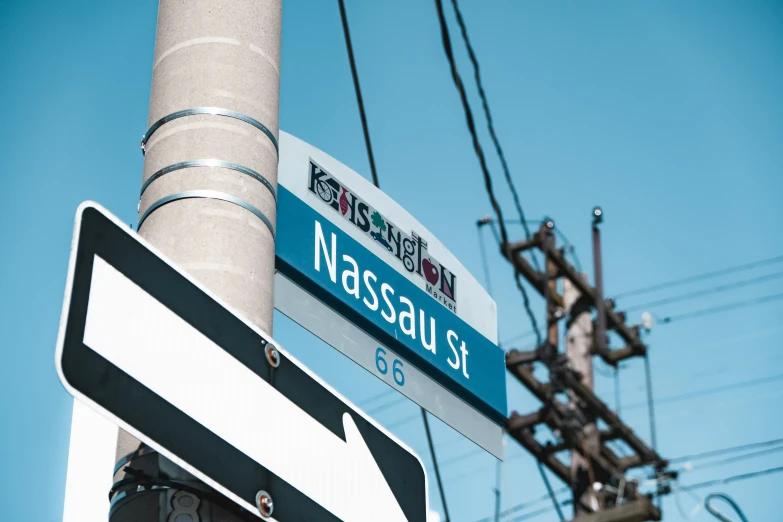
[[140, 107, 278, 156], [138, 190, 275, 240], [140, 159, 277, 201]]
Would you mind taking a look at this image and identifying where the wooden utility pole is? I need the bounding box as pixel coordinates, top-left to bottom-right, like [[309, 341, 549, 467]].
[[502, 207, 666, 522], [565, 275, 598, 515]]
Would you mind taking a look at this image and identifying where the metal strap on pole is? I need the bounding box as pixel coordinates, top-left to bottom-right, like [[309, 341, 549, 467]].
[[138, 190, 276, 239], [140, 107, 279, 155], [140, 159, 277, 201]]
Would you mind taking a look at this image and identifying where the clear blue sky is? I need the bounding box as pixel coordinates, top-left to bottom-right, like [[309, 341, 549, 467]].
[[1, 1, 782, 521]]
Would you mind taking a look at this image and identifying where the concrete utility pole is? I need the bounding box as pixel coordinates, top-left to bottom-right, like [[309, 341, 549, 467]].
[[565, 275, 598, 516], [110, 1, 281, 520]]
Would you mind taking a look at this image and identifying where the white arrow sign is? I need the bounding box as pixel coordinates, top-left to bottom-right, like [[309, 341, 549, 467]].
[[84, 256, 406, 521], [55, 202, 427, 522]]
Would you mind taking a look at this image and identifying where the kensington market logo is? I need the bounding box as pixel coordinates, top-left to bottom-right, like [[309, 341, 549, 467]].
[[308, 161, 458, 313]]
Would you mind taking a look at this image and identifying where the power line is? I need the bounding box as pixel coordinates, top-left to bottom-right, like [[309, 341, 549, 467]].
[[551, 228, 583, 273], [679, 465, 783, 492], [596, 362, 783, 413], [670, 437, 783, 463], [443, 448, 529, 484], [678, 444, 783, 473], [439, 447, 483, 468], [537, 460, 565, 521], [422, 410, 451, 522], [613, 254, 783, 300], [473, 486, 570, 522], [704, 493, 749, 522], [433, 0, 542, 346], [337, 7, 448, 511], [449, 0, 540, 273], [365, 396, 407, 415], [624, 373, 783, 410], [357, 389, 396, 407], [509, 504, 564, 522], [337, 0, 379, 187], [501, 330, 536, 346], [626, 271, 783, 312], [386, 413, 420, 430], [660, 292, 783, 324]]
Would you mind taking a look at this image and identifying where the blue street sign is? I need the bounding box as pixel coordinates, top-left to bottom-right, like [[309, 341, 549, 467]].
[[277, 187, 507, 423], [274, 133, 508, 458]]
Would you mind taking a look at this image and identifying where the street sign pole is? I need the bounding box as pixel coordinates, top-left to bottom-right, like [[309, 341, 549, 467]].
[[66, 1, 285, 520], [57, 203, 427, 522]]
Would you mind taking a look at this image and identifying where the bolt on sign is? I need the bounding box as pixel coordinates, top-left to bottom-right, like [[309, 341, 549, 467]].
[[274, 133, 507, 459]]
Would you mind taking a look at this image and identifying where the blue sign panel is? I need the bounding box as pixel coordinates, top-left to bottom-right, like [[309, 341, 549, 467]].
[[276, 187, 507, 423]]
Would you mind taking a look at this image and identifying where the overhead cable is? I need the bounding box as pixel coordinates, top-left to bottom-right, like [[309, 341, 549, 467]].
[[537, 461, 565, 521], [422, 410, 451, 522], [450, 0, 540, 272], [337, 0, 379, 187], [365, 396, 407, 415], [358, 389, 396, 407], [614, 254, 783, 300], [501, 330, 536, 346], [678, 444, 783, 473], [433, 0, 542, 345], [704, 493, 749, 522], [660, 292, 783, 324], [509, 504, 565, 522], [472, 486, 570, 522], [680, 465, 783, 492], [337, 4, 447, 515], [670, 436, 783, 463], [624, 372, 783, 410], [626, 271, 783, 312]]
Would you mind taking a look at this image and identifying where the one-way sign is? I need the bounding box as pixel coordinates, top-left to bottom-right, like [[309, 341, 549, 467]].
[[55, 202, 427, 522]]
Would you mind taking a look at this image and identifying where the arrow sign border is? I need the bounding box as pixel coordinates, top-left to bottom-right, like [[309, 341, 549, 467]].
[[55, 201, 428, 522]]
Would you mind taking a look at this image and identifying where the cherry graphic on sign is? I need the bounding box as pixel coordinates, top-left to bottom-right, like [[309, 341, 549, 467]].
[[422, 258, 439, 285], [339, 188, 349, 215]]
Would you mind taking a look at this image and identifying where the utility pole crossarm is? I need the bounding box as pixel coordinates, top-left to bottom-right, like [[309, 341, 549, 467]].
[[503, 250, 551, 301], [570, 496, 661, 522], [502, 234, 541, 257], [500, 240, 646, 365], [543, 429, 622, 455], [503, 422, 570, 484], [505, 366, 618, 484], [506, 356, 664, 470], [562, 373, 665, 466], [538, 239, 646, 360]]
